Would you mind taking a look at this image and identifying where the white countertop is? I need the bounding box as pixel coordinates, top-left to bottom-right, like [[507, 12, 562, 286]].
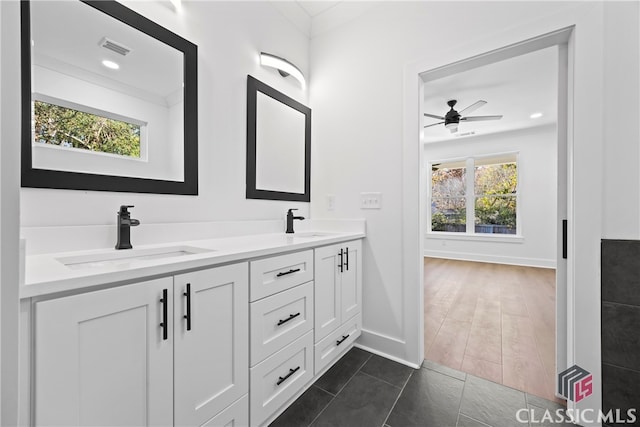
[[22, 231, 365, 299]]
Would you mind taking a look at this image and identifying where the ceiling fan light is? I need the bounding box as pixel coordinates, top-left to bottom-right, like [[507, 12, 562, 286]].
[[445, 122, 458, 133]]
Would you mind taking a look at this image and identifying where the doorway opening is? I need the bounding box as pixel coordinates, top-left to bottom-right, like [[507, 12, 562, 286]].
[[419, 32, 570, 404]]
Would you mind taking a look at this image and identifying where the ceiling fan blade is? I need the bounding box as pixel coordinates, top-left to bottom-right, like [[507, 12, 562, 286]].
[[459, 100, 487, 115], [424, 121, 444, 128], [461, 115, 503, 122], [424, 113, 445, 120]]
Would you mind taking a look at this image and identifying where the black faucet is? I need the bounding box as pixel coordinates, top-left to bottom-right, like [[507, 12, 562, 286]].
[[115, 205, 140, 249], [286, 208, 305, 234]]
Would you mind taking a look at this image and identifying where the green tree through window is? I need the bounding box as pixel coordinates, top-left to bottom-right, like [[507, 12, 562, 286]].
[[430, 155, 517, 235], [34, 100, 141, 158]]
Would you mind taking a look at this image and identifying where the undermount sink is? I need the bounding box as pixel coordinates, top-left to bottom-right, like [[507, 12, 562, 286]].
[[57, 246, 214, 270], [291, 231, 337, 238]]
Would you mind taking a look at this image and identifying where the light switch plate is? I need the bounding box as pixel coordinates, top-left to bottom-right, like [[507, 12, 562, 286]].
[[360, 192, 382, 209], [327, 194, 335, 211]]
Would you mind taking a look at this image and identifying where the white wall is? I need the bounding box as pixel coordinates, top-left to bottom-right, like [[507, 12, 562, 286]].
[[602, 3, 640, 239], [20, 1, 311, 231], [424, 125, 557, 268], [1, 1, 23, 424], [310, 1, 639, 422]]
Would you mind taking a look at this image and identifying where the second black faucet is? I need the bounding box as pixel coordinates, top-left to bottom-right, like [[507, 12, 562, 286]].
[[286, 209, 305, 234]]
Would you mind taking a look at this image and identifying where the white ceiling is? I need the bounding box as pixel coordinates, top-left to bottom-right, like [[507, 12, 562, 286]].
[[270, 0, 374, 38], [295, 1, 341, 17], [31, 1, 183, 106], [422, 46, 558, 143]]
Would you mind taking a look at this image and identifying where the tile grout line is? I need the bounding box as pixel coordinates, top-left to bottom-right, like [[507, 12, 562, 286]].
[[381, 369, 414, 427], [358, 370, 405, 390], [306, 353, 373, 426], [312, 384, 337, 398], [455, 370, 470, 425], [306, 391, 336, 427], [524, 392, 531, 427]]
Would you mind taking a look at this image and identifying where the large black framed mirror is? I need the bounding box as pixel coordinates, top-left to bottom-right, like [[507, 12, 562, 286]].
[[21, 0, 198, 195], [246, 75, 311, 202]]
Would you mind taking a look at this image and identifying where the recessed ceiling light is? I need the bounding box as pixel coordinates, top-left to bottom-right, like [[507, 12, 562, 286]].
[[530, 112, 543, 119], [102, 60, 120, 70]]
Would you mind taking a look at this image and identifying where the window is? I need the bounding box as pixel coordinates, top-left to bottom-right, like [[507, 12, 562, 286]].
[[33, 98, 142, 159], [431, 161, 467, 232], [430, 154, 518, 235]]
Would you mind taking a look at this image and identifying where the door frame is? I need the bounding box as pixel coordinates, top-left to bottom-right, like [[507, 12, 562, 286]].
[[403, 26, 575, 403]]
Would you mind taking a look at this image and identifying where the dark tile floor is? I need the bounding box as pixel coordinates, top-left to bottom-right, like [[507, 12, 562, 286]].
[[270, 347, 572, 427]]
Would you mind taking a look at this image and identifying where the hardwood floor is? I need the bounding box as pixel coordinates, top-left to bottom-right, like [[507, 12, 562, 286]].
[[424, 257, 561, 403]]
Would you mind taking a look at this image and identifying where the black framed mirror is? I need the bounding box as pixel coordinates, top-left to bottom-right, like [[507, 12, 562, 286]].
[[246, 75, 311, 202], [21, 0, 198, 195]]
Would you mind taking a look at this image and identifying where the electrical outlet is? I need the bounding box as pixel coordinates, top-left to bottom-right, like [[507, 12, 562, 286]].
[[360, 192, 382, 209], [327, 194, 335, 211]]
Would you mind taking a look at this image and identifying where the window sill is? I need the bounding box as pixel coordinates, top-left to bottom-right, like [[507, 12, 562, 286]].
[[425, 232, 524, 244]]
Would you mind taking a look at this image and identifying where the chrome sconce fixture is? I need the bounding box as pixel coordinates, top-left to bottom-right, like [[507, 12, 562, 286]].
[[259, 52, 306, 89]]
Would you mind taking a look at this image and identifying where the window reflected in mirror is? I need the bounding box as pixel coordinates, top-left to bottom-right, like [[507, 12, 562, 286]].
[[21, 0, 198, 194]]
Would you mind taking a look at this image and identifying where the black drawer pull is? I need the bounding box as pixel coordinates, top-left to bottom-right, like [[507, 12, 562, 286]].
[[344, 247, 349, 271], [276, 268, 301, 277], [338, 249, 344, 273], [276, 366, 300, 386], [336, 334, 350, 346], [277, 312, 301, 326], [159, 289, 168, 340], [184, 283, 192, 331]]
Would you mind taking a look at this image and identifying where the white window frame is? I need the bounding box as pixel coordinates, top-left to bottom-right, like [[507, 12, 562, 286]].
[[427, 152, 522, 241]]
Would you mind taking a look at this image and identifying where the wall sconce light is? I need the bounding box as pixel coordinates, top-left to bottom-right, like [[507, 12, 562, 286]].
[[165, 0, 182, 13], [260, 52, 306, 89]]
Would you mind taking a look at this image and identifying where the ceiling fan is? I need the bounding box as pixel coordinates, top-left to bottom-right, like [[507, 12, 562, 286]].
[[424, 99, 503, 133]]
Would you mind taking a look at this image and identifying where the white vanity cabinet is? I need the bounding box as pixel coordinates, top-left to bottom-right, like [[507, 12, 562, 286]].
[[24, 233, 366, 427], [314, 240, 362, 374], [248, 250, 315, 426], [34, 277, 174, 426], [173, 264, 249, 426], [32, 263, 248, 427]]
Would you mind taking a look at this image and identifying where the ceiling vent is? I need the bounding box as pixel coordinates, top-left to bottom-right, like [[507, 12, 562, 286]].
[[99, 37, 132, 56]]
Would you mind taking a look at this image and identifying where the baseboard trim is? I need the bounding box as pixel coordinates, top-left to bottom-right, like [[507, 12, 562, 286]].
[[423, 250, 556, 269], [354, 342, 421, 369], [356, 328, 421, 369]]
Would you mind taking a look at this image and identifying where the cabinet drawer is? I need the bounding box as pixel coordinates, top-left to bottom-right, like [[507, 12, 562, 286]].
[[250, 282, 313, 366], [250, 331, 314, 426], [314, 313, 361, 375], [202, 394, 248, 427], [250, 250, 313, 301]]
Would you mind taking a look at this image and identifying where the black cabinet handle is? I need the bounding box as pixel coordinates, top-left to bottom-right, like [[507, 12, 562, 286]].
[[159, 289, 168, 341], [338, 249, 344, 273], [336, 334, 350, 346], [183, 283, 191, 331], [277, 312, 301, 326], [344, 247, 349, 271], [276, 268, 300, 277], [276, 366, 300, 386], [562, 219, 568, 259]]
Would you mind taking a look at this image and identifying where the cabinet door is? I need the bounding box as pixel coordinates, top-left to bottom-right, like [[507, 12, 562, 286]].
[[340, 240, 362, 322], [314, 244, 342, 342], [174, 263, 249, 426], [34, 278, 173, 427], [202, 395, 249, 427]]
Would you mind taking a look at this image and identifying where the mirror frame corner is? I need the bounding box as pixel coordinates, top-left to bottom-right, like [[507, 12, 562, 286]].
[[20, 0, 199, 195], [246, 75, 311, 203]]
